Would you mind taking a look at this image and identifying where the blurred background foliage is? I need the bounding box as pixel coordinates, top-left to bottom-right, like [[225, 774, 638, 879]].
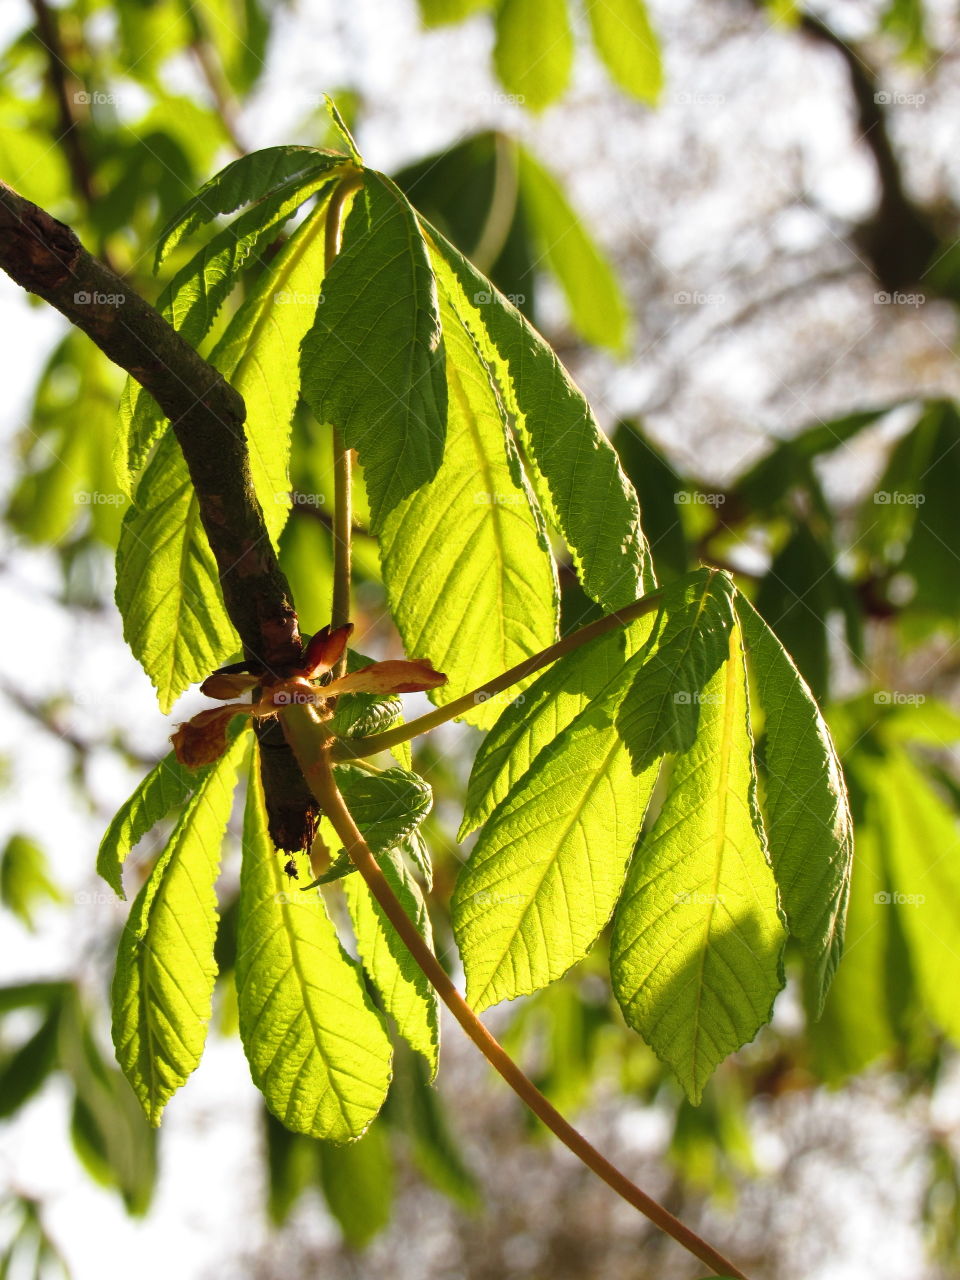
[[1, 0, 960, 1277]]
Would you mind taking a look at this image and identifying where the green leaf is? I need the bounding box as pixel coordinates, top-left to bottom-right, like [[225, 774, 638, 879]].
[[736, 593, 853, 1007], [611, 616, 786, 1103], [806, 813, 906, 1081], [390, 1041, 480, 1207], [326, 650, 407, 742], [154, 145, 346, 267], [867, 747, 960, 1043], [417, 0, 490, 23], [333, 766, 433, 854], [236, 767, 392, 1140], [264, 1108, 318, 1225], [98, 739, 242, 897], [515, 143, 629, 352], [118, 202, 333, 709], [754, 522, 838, 701], [324, 95, 362, 165], [584, 0, 663, 104], [61, 996, 158, 1215], [425, 224, 653, 608], [0, 982, 68, 1014], [121, 171, 334, 490], [301, 171, 447, 529], [735, 407, 889, 515], [0, 1003, 61, 1119], [346, 849, 440, 1076], [0, 834, 62, 929], [401, 830, 433, 890], [460, 619, 650, 837], [378, 262, 558, 730], [452, 608, 665, 1011], [7, 334, 126, 548], [115, 433, 237, 712], [111, 734, 246, 1124], [317, 1121, 393, 1247], [611, 421, 688, 581], [613, 570, 739, 776], [208, 200, 330, 545], [494, 0, 574, 111]]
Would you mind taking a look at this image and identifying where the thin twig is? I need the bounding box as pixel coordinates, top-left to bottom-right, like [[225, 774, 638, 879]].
[[28, 0, 119, 274]]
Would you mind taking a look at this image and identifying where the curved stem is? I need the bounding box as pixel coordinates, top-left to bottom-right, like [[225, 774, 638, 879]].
[[281, 731, 749, 1280], [334, 590, 664, 760]]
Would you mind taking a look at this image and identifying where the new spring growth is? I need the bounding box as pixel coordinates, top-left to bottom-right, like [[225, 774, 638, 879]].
[[171, 622, 447, 768]]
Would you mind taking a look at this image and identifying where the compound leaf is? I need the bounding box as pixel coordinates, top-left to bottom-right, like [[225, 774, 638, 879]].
[[611, 618, 786, 1103], [425, 224, 652, 608], [346, 849, 440, 1076], [736, 593, 853, 1008], [378, 260, 558, 730], [452, 610, 663, 1011], [516, 144, 629, 352], [236, 769, 392, 1140], [584, 0, 663, 104], [494, 0, 573, 111], [301, 171, 447, 529], [111, 732, 246, 1124]]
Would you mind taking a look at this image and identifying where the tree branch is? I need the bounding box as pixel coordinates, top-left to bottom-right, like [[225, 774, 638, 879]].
[[0, 180, 314, 848], [0, 180, 300, 673]]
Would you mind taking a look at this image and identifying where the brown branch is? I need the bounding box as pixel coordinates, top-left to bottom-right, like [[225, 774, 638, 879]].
[[796, 12, 939, 291], [0, 181, 299, 671], [29, 0, 96, 207], [0, 180, 313, 848], [28, 0, 122, 276]]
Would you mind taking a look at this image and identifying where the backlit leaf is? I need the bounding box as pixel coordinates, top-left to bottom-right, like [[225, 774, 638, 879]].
[[611, 617, 786, 1103], [236, 768, 392, 1140], [111, 733, 246, 1124]]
